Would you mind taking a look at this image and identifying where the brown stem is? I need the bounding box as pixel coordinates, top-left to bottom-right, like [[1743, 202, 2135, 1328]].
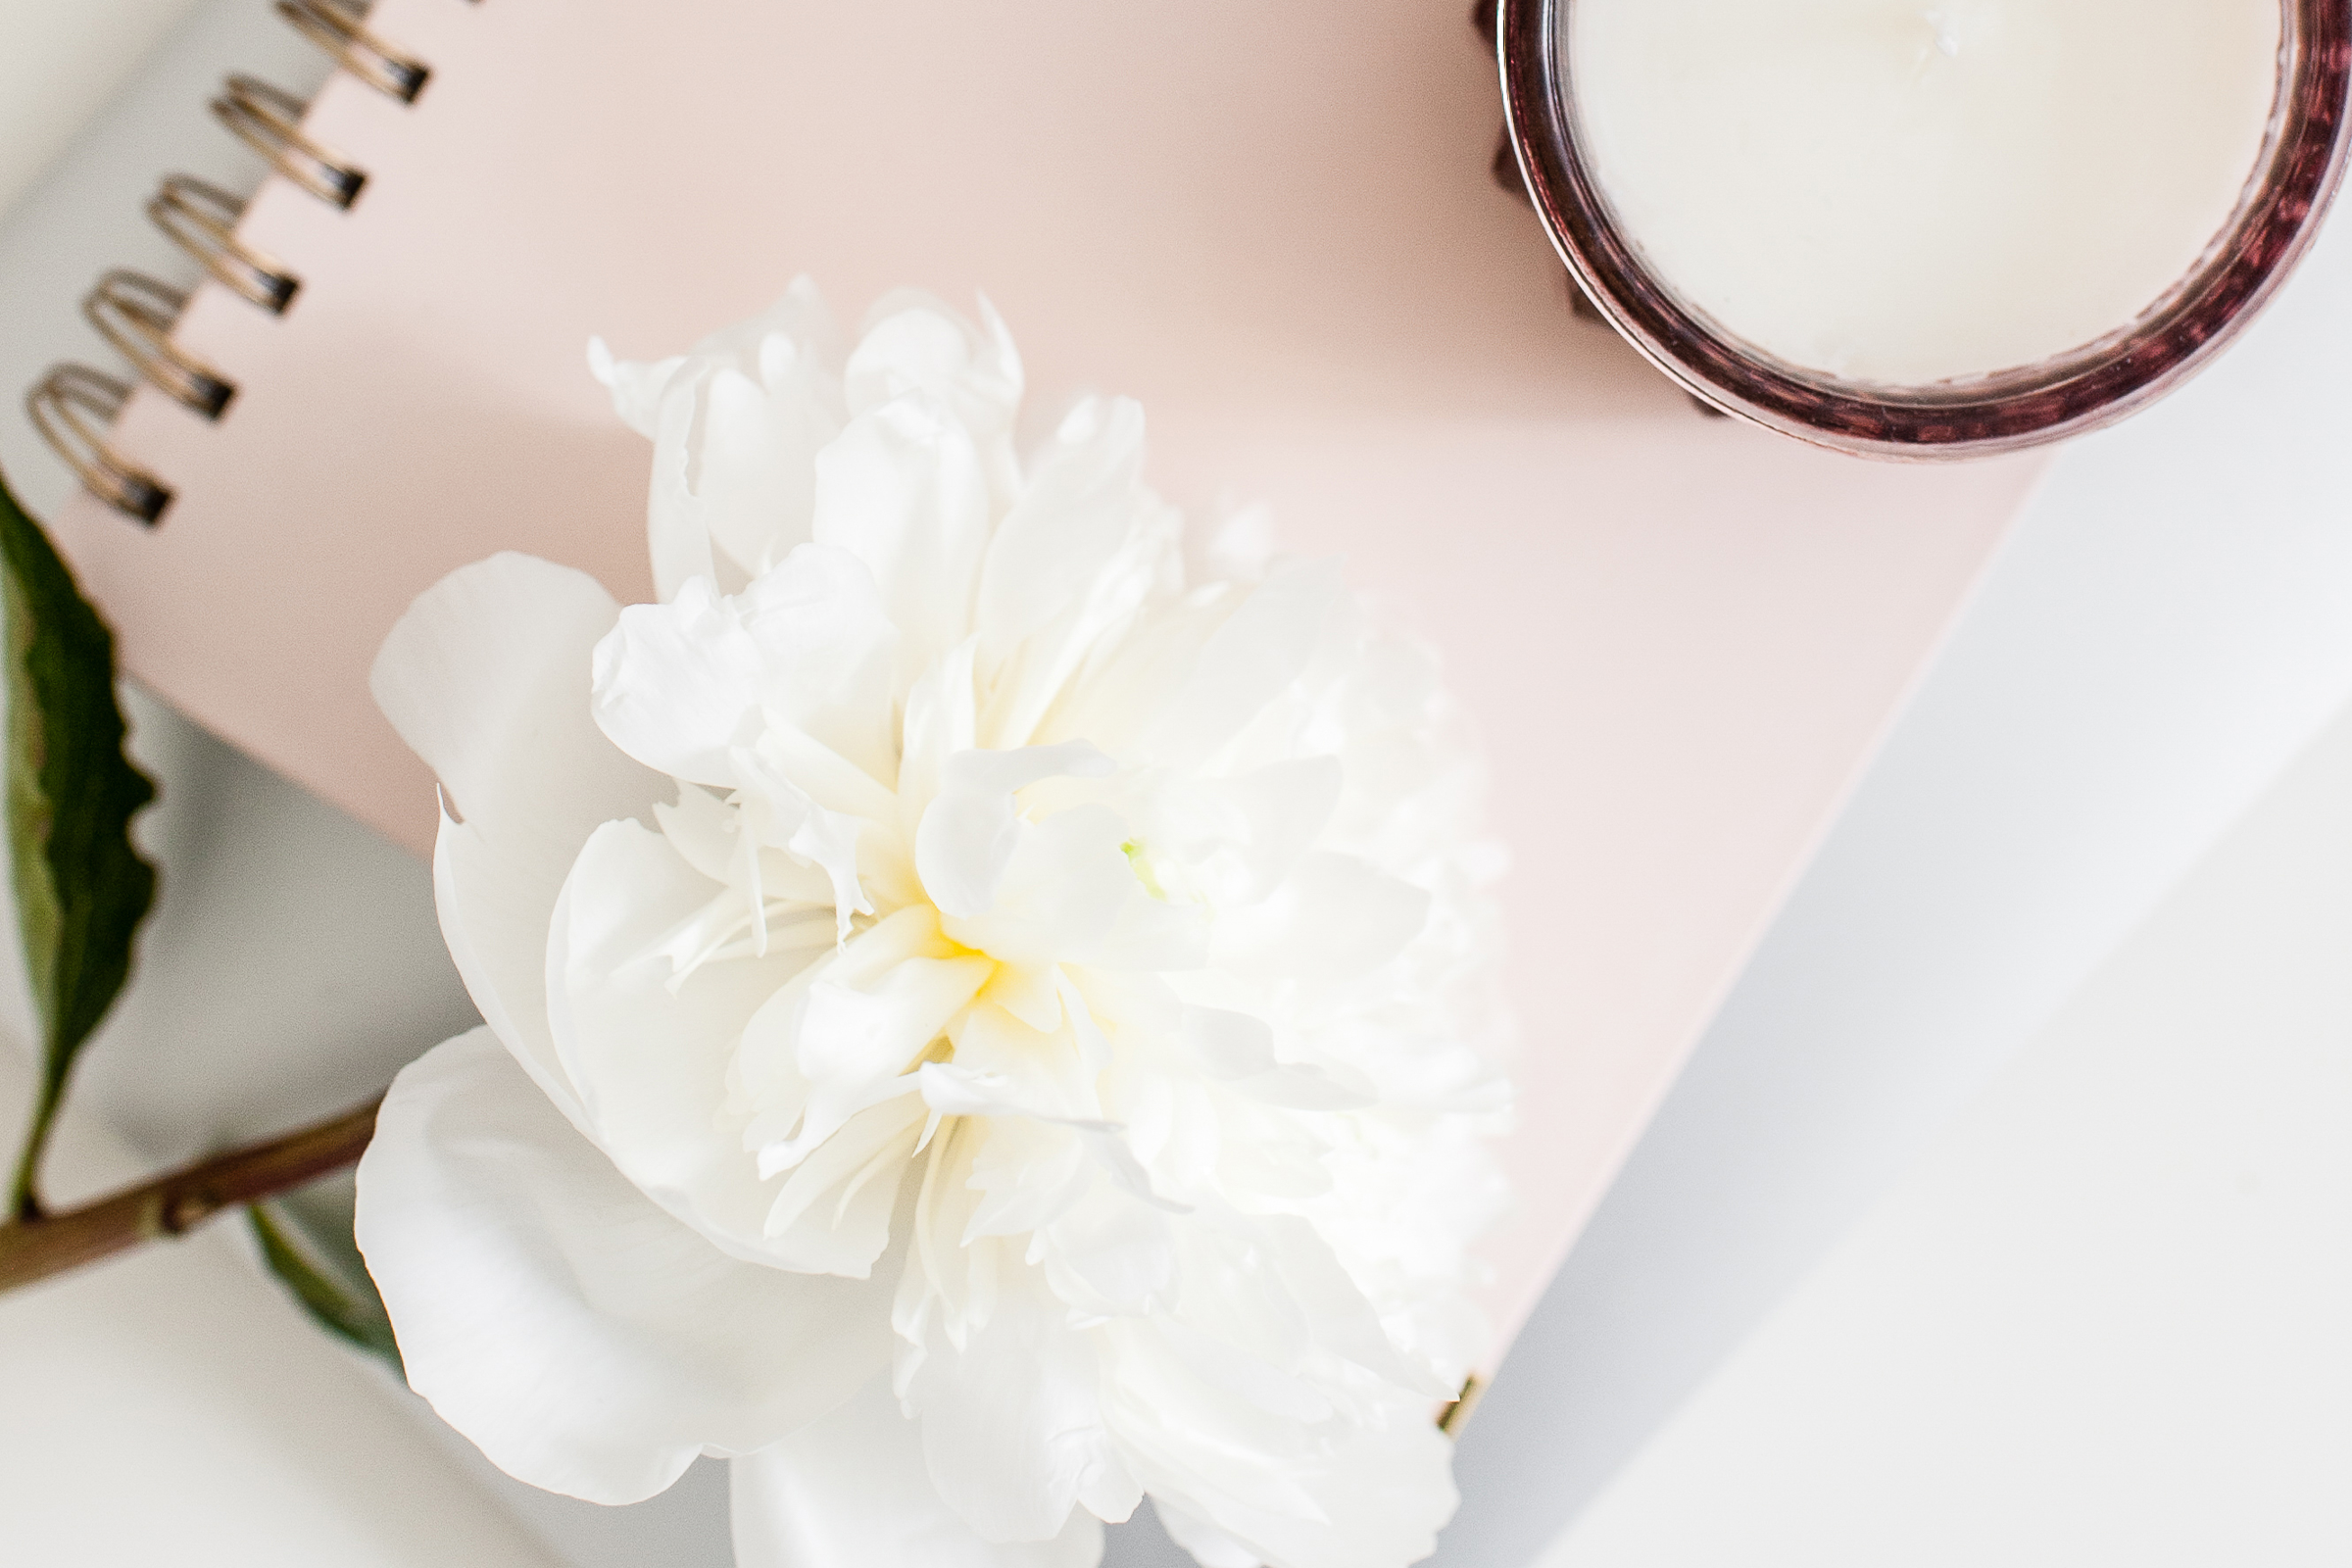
[[0, 1096, 380, 1294]]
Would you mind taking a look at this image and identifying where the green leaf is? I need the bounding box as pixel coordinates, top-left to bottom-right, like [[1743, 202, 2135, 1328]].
[[247, 1200, 404, 1374], [0, 466, 158, 1218]]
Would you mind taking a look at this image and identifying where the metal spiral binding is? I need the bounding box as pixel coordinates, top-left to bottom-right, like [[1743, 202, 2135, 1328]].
[[147, 176, 301, 315], [24, 369, 172, 525], [212, 76, 367, 209], [26, 0, 442, 522], [276, 0, 430, 104], [83, 271, 237, 419]]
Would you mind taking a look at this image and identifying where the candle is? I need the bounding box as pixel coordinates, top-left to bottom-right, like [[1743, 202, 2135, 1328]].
[[1568, 0, 2284, 386]]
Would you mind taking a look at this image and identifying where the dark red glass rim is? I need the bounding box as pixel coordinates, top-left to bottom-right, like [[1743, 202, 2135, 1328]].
[[1499, 0, 2352, 460]]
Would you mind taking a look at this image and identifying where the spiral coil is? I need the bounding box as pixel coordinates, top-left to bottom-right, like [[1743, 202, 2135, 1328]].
[[148, 176, 302, 316], [83, 271, 237, 420], [26, 368, 172, 526], [275, 0, 430, 105], [212, 76, 367, 210], [27, 0, 433, 523]]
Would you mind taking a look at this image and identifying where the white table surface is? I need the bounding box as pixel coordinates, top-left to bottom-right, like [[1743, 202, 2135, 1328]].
[[3, 5, 2350, 1566], [1543, 675, 2352, 1568], [0, 0, 204, 220]]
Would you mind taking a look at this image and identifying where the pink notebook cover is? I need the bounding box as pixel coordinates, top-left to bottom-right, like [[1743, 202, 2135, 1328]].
[[49, 0, 2040, 1366]]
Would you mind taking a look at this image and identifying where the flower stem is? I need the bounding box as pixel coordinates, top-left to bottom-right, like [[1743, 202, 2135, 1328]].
[[9, 1098, 59, 1222], [0, 1097, 380, 1294]]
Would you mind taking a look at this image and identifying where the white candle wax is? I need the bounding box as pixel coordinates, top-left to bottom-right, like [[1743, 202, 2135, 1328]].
[[1569, 0, 2283, 385]]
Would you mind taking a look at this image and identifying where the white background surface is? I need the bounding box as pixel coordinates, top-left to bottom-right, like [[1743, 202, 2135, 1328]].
[[2, 4, 2349, 1566], [0, 0, 204, 219], [1545, 681, 2352, 1568]]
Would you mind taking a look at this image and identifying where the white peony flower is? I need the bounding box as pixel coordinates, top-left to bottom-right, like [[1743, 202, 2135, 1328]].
[[358, 280, 1512, 1568]]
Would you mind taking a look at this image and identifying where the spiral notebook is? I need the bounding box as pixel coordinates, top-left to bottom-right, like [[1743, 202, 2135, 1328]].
[[23, 0, 2044, 1364]]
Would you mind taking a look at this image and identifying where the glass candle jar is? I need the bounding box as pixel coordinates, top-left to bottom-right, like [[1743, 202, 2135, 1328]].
[[1498, 0, 2352, 458]]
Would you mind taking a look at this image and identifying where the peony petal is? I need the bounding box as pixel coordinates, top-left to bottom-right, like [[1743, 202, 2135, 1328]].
[[899, 636, 980, 839], [356, 1028, 891, 1505], [846, 291, 1026, 510], [548, 819, 834, 1269], [737, 545, 901, 783], [974, 397, 1146, 675], [730, 738, 878, 944], [1211, 757, 1344, 901], [733, 905, 956, 1122], [959, 1117, 1093, 1241], [760, 1095, 928, 1263], [812, 393, 992, 693], [1036, 1182, 1177, 1318], [1181, 1006, 1277, 1079], [904, 1281, 1140, 1543], [644, 377, 720, 598], [847, 293, 1022, 422], [928, 1002, 1103, 1125], [696, 359, 834, 584], [586, 337, 682, 437], [1137, 561, 1342, 769], [1140, 1413, 1455, 1568], [776, 948, 994, 1163], [435, 826, 586, 1124], [1221, 1062, 1378, 1112], [1208, 853, 1430, 985], [610, 279, 847, 598], [731, 1377, 1102, 1568], [1081, 874, 1213, 973], [987, 484, 1186, 754], [916, 742, 1116, 920], [1037, 593, 1225, 762], [592, 547, 900, 792], [979, 961, 1065, 1034], [796, 956, 993, 1088], [1101, 1310, 1458, 1568], [1259, 1213, 1451, 1397], [372, 554, 664, 1120], [592, 576, 768, 786], [1152, 1500, 1264, 1568], [951, 805, 1145, 967], [372, 554, 658, 841]]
